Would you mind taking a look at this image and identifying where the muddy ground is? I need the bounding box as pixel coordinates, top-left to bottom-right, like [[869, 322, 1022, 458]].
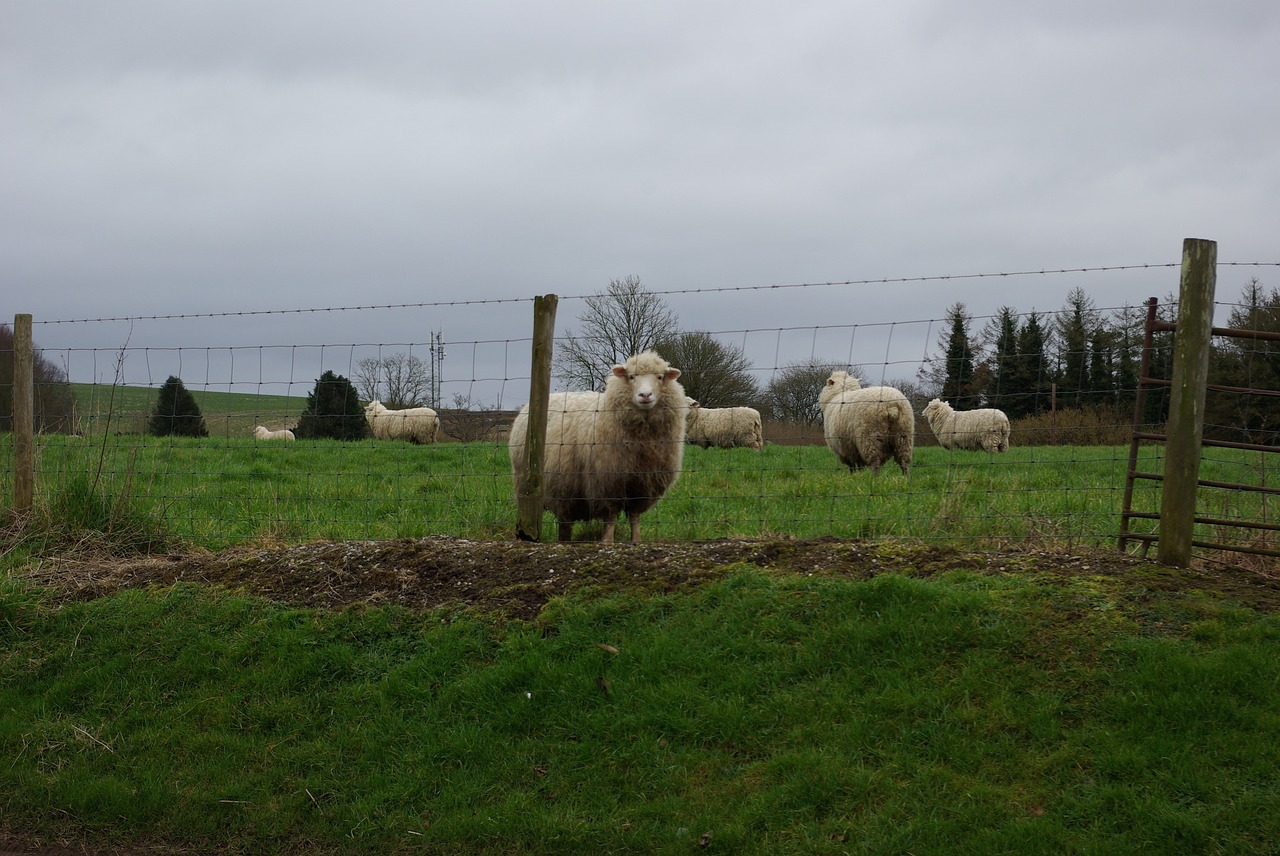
[[19, 536, 1280, 619]]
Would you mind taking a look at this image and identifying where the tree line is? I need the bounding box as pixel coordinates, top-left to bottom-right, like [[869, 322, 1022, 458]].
[[4, 274, 1277, 443]]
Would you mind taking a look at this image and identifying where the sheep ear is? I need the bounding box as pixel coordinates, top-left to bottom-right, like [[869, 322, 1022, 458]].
[[612, 365, 628, 379], [665, 368, 681, 381]]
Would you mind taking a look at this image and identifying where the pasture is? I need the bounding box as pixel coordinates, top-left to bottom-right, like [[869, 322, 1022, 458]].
[[5, 390, 1280, 854], [4, 430, 1180, 551]]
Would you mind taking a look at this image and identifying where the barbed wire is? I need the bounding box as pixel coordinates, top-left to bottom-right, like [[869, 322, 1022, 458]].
[[31, 260, 1280, 326]]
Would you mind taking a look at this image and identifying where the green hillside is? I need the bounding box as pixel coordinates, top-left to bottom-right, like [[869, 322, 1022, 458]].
[[72, 383, 308, 438]]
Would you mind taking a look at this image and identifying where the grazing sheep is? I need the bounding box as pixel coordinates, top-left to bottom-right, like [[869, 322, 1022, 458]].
[[922, 398, 1010, 453], [817, 371, 914, 475], [252, 425, 296, 441], [509, 350, 688, 543], [364, 400, 440, 444], [684, 398, 764, 450]]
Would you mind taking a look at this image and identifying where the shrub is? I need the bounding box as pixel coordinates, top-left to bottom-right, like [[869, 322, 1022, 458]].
[[149, 376, 208, 438], [295, 370, 370, 441]]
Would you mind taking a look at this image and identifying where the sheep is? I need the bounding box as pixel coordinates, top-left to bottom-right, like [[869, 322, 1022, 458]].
[[817, 371, 914, 475], [253, 425, 296, 441], [364, 400, 441, 444], [922, 398, 1010, 453], [684, 398, 764, 450], [509, 350, 688, 544]]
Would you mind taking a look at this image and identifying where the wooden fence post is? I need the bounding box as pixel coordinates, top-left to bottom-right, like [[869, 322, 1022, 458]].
[[1157, 238, 1217, 568], [14, 313, 35, 514], [516, 294, 558, 541]]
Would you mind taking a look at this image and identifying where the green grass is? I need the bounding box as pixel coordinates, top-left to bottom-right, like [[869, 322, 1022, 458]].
[[5, 428, 1277, 552], [2, 567, 1277, 854]]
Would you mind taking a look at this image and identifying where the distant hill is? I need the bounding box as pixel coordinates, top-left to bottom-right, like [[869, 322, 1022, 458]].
[[72, 383, 308, 438]]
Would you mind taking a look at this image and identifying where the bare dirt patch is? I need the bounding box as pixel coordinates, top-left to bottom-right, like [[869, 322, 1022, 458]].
[[20, 537, 1280, 620]]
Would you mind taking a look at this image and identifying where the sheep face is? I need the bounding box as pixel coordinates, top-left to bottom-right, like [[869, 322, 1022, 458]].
[[922, 398, 947, 421], [610, 352, 682, 411], [364, 400, 386, 417]]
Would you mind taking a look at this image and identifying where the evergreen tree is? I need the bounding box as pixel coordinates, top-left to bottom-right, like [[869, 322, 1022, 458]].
[[1005, 310, 1051, 419], [1087, 328, 1115, 406], [1055, 287, 1095, 407], [149, 376, 208, 438], [941, 302, 978, 405], [1110, 303, 1144, 416], [984, 306, 1020, 413], [1206, 278, 1280, 444], [295, 370, 369, 441]]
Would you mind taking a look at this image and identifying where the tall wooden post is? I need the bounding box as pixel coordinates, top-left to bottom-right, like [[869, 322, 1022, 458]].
[[1158, 239, 1217, 567], [13, 313, 35, 513], [515, 295, 558, 541]]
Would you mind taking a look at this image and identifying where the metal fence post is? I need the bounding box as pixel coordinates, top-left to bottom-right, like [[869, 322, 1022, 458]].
[[516, 295, 558, 541], [1157, 239, 1217, 567]]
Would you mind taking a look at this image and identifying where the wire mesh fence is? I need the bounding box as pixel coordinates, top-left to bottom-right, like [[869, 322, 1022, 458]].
[[4, 260, 1279, 552]]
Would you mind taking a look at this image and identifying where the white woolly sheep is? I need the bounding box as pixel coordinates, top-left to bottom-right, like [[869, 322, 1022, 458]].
[[364, 400, 441, 444], [817, 371, 914, 475], [684, 398, 763, 451], [252, 425, 296, 441], [509, 350, 688, 543], [922, 398, 1010, 453]]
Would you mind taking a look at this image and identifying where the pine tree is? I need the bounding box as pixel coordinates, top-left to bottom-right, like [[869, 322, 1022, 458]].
[[1206, 278, 1280, 444], [295, 370, 369, 441], [1004, 311, 1051, 420], [1055, 288, 1095, 407], [149, 376, 208, 438], [941, 302, 978, 405], [985, 307, 1020, 413]]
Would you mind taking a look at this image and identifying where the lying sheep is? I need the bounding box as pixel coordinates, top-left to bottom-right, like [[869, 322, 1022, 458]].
[[253, 425, 295, 441], [364, 400, 440, 444], [817, 371, 914, 475], [922, 398, 1010, 453], [685, 398, 763, 451], [509, 350, 688, 543]]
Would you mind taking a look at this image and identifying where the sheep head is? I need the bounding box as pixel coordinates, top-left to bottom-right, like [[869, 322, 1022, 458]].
[[922, 398, 950, 420], [818, 370, 863, 411], [610, 351, 683, 411]]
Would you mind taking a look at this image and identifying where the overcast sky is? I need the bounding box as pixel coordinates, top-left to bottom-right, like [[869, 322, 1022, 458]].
[[4, 1, 1277, 405]]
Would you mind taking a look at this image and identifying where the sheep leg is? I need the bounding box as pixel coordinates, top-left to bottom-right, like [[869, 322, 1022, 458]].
[[628, 513, 641, 544], [600, 514, 618, 544], [557, 519, 574, 542]]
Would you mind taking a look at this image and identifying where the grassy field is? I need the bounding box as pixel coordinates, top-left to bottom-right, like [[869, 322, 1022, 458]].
[[72, 382, 308, 439], [0, 429, 1194, 552], [2, 561, 1277, 854], [4, 390, 1278, 853]]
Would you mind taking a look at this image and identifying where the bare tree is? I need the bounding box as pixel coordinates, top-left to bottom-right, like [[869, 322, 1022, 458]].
[[442, 392, 508, 443], [761, 361, 855, 424], [354, 353, 432, 409], [556, 275, 679, 390], [654, 331, 758, 406]]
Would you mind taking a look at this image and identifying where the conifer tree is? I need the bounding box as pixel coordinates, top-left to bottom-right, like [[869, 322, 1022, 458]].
[[295, 370, 369, 441], [1005, 310, 1051, 419], [940, 302, 978, 405], [149, 376, 208, 438], [984, 307, 1020, 413]]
